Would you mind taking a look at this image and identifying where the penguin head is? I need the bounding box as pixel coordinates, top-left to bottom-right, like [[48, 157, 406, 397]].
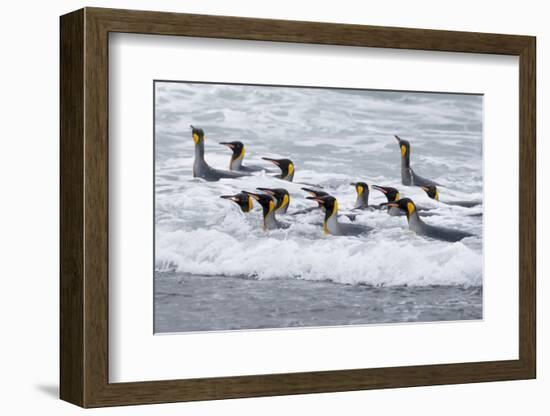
[[372, 185, 401, 202], [395, 135, 410, 160], [220, 192, 253, 213], [262, 157, 295, 180], [257, 187, 290, 211], [421, 185, 439, 201], [243, 191, 276, 217], [351, 182, 369, 197], [386, 197, 417, 218], [190, 125, 205, 145], [307, 195, 338, 219], [219, 141, 245, 160], [350, 182, 369, 207], [302, 187, 329, 209]]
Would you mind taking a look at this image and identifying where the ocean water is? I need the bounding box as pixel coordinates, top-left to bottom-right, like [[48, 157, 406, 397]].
[[154, 81, 483, 333]]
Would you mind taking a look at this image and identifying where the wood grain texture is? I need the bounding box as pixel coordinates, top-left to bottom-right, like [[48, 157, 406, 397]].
[[59, 8, 84, 407], [59, 7, 537, 408], [518, 38, 536, 376]]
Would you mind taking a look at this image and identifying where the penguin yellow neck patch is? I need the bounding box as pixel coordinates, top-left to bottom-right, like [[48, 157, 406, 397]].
[[400, 145, 407, 157], [323, 201, 338, 235], [247, 196, 253, 211], [236, 146, 245, 161], [434, 190, 439, 201], [357, 185, 364, 195], [193, 133, 200, 144], [280, 194, 289, 208], [287, 163, 294, 178], [395, 192, 401, 201], [407, 202, 415, 215]]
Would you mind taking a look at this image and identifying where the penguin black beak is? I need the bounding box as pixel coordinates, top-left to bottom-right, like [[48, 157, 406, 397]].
[[301, 187, 317, 196], [306, 196, 324, 204], [394, 135, 402, 143], [219, 142, 234, 149], [371, 185, 387, 194], [385, 202, 399, 208], [350, 182, 357, 187], [262, 157, 280, 166], [220, 195, 240, 203]]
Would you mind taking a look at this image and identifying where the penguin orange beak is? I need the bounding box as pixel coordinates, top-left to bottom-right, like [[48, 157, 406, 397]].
[[420, 186, 429, 192], [385, 202, 399, 208]]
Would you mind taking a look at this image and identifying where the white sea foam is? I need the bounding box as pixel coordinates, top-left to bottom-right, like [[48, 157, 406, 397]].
[[156, 227, 482, 286], [155, 82, 483, 287]]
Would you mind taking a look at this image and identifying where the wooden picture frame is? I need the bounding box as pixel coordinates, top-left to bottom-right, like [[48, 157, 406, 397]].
[[60, 7, 536, 408]]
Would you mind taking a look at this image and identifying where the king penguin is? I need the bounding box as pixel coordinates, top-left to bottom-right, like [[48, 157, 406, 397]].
[[219, 141, 271, 172], [420, 185, 482, 208], [372, 185, 435, 217], [220, 192, 253, 213], [350, 182, 371, 210], [191, 126, 249, 181], [306, 195, 372, 236], [386, 198, 474, 242], [395, 135, 439, 187], [261, 157, 295, 181], [288, 187, 330, 216], [256, 187, 290, 214], [243, 191, 289, 230], [371, 185, 403, 216]]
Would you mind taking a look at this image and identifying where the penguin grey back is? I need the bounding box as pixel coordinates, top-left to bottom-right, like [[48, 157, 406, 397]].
[[190, 126, 249, 181], [389, 198, 473, 242]]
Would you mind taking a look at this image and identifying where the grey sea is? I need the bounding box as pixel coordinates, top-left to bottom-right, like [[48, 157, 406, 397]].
[[154, 81, 483, 333]]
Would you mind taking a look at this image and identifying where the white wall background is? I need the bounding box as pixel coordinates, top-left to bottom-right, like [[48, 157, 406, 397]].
[[0, 1, 544, 414]]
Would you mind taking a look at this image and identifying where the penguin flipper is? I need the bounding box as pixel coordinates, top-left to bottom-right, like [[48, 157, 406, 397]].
[[344, 213, 357, 222]]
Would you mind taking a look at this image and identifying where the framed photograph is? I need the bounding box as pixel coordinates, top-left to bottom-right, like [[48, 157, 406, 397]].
[[60, 7, 536, 408]]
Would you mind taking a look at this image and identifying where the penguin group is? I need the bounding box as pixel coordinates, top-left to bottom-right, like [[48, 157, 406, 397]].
[[191, 125, 479, 243]]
